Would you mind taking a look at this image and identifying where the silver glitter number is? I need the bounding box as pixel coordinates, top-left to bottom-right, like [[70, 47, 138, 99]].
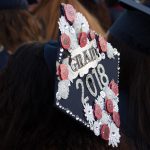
[[86, 74, 97, 97], [76, 79, 89, 106], [92, 68, 103, 90], [97, 64, 109, 87]]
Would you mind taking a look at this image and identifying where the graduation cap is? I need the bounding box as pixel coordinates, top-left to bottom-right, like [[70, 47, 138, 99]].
[[44, 3, 121, 147], [120, 0, 150, 15], [109, 0, 150, 54], [0, 0, 28, 9], [0, 46, 9, 70]]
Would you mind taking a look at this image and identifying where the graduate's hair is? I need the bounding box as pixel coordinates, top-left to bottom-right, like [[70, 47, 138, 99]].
[[79, 0, 112, 31], [107, 34, 150, 150], [0, 10, 42, 53], [0, 43, 134, 150], [32, 0, 105, 41]]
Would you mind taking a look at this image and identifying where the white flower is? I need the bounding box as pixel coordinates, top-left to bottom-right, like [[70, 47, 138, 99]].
[[84, 103, 95, 123], [93, 121, 101, 136], [73, 12, 89, 34], [101, 111, 111, 124], [57, 80, 70, 100], [92, 39, 97, 49], [68, 26, 79, 50], [113, 100, 119, 112], [107, 43, 115, 59], [103, 86, 115, 100], [58, 16, 70, 35], [113, 96, 119, 103], [108, 122, 121, 147], [58, 16, 79, 50], [95, 95, 104, 110]]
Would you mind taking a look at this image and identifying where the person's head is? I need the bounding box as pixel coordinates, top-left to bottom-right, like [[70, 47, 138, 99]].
[[0, 42, 134, 150], [31, 0, 105, 41], [0, 0, 42, 54], [107, 1, 150, 149]]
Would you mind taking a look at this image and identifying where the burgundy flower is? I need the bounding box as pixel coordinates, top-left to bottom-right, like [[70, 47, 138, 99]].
[[58, 64, 69, 80], [113, 112, 120, 128], [106, 99, 113, 114], [101, 124, 110, 141], [61, 33, 71, 50], [109, 80, 119, 96], [79, 32, 87, 48], [64, 4, 76, 23], [94, 104, 102, 120], [99, 36, 107, 52]]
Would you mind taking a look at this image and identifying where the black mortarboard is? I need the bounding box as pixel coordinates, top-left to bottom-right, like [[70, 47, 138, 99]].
[[0, 0, 28, 9], [44, 3, 121, 147], [109, 0, 150, 54], [0, 46, 9, 70]]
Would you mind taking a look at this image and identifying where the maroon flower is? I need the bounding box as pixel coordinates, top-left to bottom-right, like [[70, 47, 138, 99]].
[[79, 32, 87, 48], [94, 104, 102, 120], [61, 33, 71, 50], [99, 36, 107, 52], [58, 64, 69, 80], [109, 80, 119, 96], [101, 124, 110, 141], [106, 99, 113, 114], [64, 4, 76, 23], [113, 112, 120, 128]]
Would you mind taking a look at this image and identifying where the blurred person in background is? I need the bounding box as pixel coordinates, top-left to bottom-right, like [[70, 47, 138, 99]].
[[30, 0, 105, 41], [0, 0, 42, 55], [79, 0, 112, 31], [0, 41, 135, 150], [107, 0, 150, 149], [105, 0, 124, 23]]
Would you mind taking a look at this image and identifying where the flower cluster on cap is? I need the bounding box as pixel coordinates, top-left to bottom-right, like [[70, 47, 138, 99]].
[[56, 3, 121, 147]]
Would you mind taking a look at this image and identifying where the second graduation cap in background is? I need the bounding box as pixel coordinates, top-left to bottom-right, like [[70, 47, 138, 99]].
[[109, 0, 150, 54], [45, 3, 121, 147]]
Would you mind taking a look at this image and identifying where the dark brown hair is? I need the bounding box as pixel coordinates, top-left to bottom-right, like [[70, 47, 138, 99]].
[[107, 34, 150, 150], [0, 10, 42, 53], [0, 43, 134, 150], [32, 0, 105, 41]]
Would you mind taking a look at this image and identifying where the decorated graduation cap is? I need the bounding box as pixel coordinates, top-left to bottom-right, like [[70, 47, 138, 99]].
[[109, 0, 150, 54], [45, 3, 121, 147]]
